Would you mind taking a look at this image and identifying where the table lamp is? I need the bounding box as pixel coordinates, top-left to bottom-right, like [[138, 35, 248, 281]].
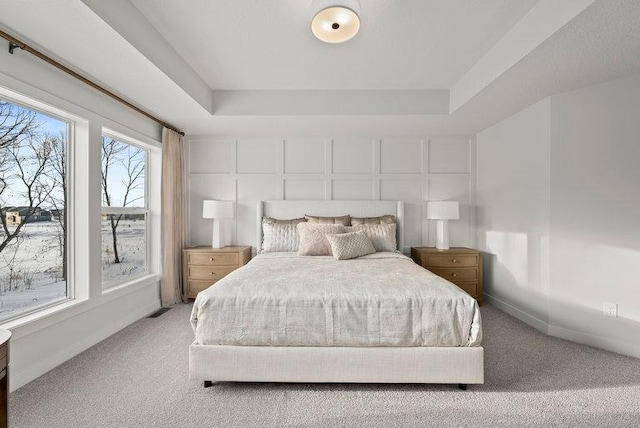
[[427, 201, 459, 250], [202, 200, 234, 248]]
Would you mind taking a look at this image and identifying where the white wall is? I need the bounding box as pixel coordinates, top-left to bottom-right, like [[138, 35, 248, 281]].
[[0, 44, 162, 390], [476, 98, 551, 329], [477, 73, 640, 358], [548, 73, 640, 355], [185, 137, 476, 252]]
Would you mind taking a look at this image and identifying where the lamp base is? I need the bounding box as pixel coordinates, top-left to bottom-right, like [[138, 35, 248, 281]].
[[211, 219, 225, 249], [435, 219, 450, 250]]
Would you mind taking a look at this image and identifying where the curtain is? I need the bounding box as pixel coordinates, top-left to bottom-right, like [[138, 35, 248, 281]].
[[160, 127, 186, 306]]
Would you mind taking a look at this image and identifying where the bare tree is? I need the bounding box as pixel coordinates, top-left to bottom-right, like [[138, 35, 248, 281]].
[[0, 101, 38, 232], [0, 138, 55, 253], [101, 137, 145, 264], [0, 101, 37, 149], [0, 233, 24, 293], [46, 133, 67, 279]]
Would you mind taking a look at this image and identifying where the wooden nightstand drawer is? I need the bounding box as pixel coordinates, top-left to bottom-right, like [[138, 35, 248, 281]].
[[187, 280, 219, 295], [183, 246, 252, 301], [429, 267, 478, 282], [411, 247, 483, 305], [425, 254, 478, 268], [189, 265, 237, 281], [188, 252, 238, 266], [455, 282, 478, 298]]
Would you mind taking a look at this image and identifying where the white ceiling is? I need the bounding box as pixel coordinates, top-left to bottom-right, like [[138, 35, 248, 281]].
[[129, 0, 538, 90], [1, 0, 640, 136]]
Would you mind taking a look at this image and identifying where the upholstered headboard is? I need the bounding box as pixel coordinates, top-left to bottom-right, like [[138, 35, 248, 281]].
[[256, 200, 404, 252]]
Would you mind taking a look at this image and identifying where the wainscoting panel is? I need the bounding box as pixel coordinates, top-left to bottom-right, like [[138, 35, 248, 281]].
[[284, 139, 326, 174], [189, 140, 234, 174], [332, 139, 375, 174], [380, 139, 423, 174], [332, 179, 374, 200], [186, 136, 475, 252], [237, 139, 280, 174], [428, 137, 471, 174], [284, 178, 326, 201]]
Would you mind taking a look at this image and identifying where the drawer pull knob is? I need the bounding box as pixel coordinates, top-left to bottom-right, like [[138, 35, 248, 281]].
[[209, 258, 214, 261], [451, 273, 457, 277], [210, 272, 216, 276], [452, 259, 458, 263]]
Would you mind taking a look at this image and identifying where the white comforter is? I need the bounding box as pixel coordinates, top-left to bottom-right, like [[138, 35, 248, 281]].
[[191, 252, 482, 347]]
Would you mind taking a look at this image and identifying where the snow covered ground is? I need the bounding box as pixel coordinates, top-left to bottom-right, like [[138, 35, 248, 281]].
[[0, 219, 145, 322], [101, 217, 146, 283]]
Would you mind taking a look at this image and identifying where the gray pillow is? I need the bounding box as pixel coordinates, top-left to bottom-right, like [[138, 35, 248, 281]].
[[351, 215, 396, 225], [304, 214, 351, 226], [263, 217, 306, 225]]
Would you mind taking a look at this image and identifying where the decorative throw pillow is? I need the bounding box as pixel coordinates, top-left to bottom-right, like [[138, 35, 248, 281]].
[[261, 220, 303, 253], [297, 223, 345, 256], [304, 214, 351, 226], [352, 223, 397, 252], [325, 230, 376, 260], [351, 215, 396, 225]]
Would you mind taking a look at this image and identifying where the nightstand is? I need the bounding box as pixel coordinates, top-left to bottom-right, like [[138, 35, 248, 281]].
[[182, 246, 251, 302], [410, 247, 483, 306]]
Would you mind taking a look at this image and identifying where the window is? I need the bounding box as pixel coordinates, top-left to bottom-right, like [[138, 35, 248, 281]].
[[101, 133, 148, 286], [0, 99, 70, 322]]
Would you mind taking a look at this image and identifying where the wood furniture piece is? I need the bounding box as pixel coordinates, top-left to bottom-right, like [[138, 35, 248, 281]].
[[189, 201, 484, 389], [0, 329, 10, 428], [182, 246, 251, 302], [410, 247, 483, 305]]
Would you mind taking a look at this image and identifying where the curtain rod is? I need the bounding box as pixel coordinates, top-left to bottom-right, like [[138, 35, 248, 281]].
[[0, 28, 185, 137]]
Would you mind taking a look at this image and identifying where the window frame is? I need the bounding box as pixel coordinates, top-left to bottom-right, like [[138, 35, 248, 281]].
[[100, 130, 151, 289], [0, 92, 76, 323]]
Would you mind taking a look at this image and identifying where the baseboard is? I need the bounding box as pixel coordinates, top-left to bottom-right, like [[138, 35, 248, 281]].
[[10, 299, 161, 391], [548, 324, 640, 360], [484, 292, 640, 360], [483, 292, 550, 334]]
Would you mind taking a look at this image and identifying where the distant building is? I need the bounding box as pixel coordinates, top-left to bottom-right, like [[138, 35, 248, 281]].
[[4, 207, 52, 225], [50, 209, 64, 221]]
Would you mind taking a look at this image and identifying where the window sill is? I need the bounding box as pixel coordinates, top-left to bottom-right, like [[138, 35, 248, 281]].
[[102, 273, 162, 296], [2, 273, 161, 340], [1, 297, 88, 333]]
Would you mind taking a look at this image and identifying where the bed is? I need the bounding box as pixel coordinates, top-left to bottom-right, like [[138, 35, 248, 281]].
[[189, 200, 484, 389]]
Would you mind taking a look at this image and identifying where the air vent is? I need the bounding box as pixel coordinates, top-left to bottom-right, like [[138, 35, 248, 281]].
[[147, 307, 171, 318]]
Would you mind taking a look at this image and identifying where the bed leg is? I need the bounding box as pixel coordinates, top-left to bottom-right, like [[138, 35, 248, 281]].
[[203, 381, 214, 388], [458, 383, 467, 391]]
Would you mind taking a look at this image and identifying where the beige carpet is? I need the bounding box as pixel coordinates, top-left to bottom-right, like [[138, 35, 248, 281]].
[[9, 303, 640, 427]]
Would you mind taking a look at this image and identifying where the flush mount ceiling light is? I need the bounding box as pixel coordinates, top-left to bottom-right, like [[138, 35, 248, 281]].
[[311, 0, 361, 44]]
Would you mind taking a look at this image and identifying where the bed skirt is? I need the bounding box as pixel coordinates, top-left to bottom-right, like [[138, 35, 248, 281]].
[[189, 343, 484, 384]]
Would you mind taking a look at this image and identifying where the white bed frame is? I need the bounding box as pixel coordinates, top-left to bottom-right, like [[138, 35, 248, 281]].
[[189, 200, 484, 388]]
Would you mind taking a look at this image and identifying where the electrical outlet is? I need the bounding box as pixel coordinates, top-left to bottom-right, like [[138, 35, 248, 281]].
[[603, 302, 618, 317]]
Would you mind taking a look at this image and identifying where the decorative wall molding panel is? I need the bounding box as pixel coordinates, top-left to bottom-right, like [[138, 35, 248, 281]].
[[186, 137, 476, 253]]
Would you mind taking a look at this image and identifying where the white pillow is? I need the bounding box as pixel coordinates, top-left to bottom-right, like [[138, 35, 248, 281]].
[[325, 230, 376, 260], [297, 223, 344, 256], [352, 223, 397, 252], [261, 222, 300, 253]]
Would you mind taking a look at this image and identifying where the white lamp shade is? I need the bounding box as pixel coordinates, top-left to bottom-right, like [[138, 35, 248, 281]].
[[202, 200, 234, 219], [427, 201, 459, 220], [311, 0, 361, 43]]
